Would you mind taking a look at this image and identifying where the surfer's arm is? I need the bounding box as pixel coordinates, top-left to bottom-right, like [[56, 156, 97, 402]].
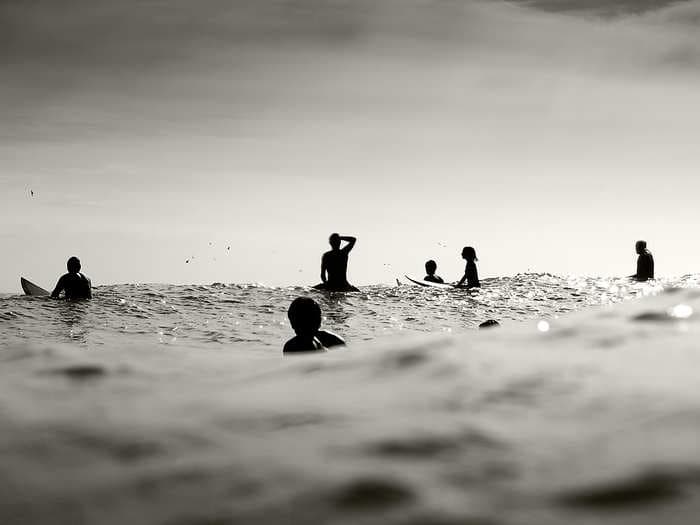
[[640, 256, 653, 280], [340, 236, 356, 253], [320, 254, 328, 283], [630, 255, 645, 279], [51, 275, 66, 298]]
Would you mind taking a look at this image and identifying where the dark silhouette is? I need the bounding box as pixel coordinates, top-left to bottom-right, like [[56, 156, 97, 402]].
[[51, 256, 92, 300], [457, 246, 480, 289], [284, 297, 346, 353], [423, 260, 444, 283], [631, 240, 654, 281], [314, 233, 359, 292], [479, 320, 500, 329]]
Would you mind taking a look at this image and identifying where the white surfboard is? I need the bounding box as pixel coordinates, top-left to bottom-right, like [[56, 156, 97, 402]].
[[21, 277, 50, 297], [404, 275, 455, 289]]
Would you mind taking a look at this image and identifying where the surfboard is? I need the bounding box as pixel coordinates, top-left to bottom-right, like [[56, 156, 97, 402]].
[[312, 282, 360, 293], [404, 275, 455, 289], [21, 277, 50, 297]]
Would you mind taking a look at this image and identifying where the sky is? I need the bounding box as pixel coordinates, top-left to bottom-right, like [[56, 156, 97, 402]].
[[1, 0, 699, 292]]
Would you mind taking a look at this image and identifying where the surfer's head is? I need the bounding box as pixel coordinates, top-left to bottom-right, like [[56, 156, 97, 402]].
[[288, 297, 322, 336], [67, 256, 81, 273], [425, 260, 437, 275], [635, 240, 647, 255], [329, 233, 341, 250], [461, 246, 478, 262]]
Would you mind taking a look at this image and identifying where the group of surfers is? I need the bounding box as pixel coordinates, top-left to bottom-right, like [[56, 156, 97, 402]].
[[285, 237, 655, 352], [312, 233, 482, 292], [47, 235, 655, 353]]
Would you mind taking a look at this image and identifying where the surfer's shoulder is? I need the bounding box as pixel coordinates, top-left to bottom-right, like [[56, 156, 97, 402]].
[[317, 330, 345, 348], [284, 335, 325, 353]]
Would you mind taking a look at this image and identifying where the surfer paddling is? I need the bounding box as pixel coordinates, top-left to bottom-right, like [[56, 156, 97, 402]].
[[51, 256, 92, 300], [630, 240, 654, 282], [423, 260, 444, 283], [314, 233, 358, 292], [284, 297, 345, 353], [456, 246, 480, 289]]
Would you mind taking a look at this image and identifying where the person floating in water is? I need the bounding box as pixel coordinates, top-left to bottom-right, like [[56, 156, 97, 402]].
[[630, 240, 654, 282], [284, 297, 346, 353], [456, 246, 480, 289], [423, 260, 444, 283], [314, 233, 358, 292], [51, 256, 92, 300]]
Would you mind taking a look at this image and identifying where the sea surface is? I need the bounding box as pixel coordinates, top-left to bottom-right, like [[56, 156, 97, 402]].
[[1, 274, 690, 351], [1, 273, 700, 524]]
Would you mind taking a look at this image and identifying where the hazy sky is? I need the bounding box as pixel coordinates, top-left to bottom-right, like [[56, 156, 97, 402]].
[[2, 0, 699, 292]]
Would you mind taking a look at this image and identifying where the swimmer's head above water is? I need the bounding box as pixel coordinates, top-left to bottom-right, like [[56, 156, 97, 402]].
[[284, 297, 346, 353], [67, 256, 81, 273], [287, 297, 322, 336], [425, 259, 437, 275]]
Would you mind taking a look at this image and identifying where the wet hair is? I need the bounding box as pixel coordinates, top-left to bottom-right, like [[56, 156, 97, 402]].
[[425, 260, 437, 274], [462, 246, 478, 262], [67, 256, 81, 273], [288, 297, 322, 336], [329, 233, 341, 249]]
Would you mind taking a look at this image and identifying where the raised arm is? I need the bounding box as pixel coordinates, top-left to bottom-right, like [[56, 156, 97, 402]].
[[340, 236, 357, 253]]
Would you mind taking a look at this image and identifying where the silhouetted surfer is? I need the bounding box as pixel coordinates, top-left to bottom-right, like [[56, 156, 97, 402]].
[[51, 256, 92, 300], [631, 240, 654, 282], [424, 260, 444, 283], [314, 233, 358, 292], [457, 246, 480, 289], [284, 297, 345, 353]]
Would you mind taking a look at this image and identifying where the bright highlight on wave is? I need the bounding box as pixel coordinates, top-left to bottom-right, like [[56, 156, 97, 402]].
[[668, 303, 693, 319]]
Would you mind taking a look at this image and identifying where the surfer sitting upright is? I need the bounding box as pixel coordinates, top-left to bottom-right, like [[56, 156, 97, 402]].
[[630, 240, 654, 282], [314, 233, 358, 292], [51, 256, 92, 300], [457, 246, 480, 289], [423, 260, 444, 283]]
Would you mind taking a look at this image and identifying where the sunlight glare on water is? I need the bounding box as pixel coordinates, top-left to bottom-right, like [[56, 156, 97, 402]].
[[1, 273, 694, 350]]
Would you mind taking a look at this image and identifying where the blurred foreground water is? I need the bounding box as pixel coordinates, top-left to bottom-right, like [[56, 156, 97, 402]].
[[1, 273, 700, 524]]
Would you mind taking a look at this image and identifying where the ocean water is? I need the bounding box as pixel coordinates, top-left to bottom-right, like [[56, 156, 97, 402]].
[[1, 273, 700, 524], [1, 274, 690, 351]]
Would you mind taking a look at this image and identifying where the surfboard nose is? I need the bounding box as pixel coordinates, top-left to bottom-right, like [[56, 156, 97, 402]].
[[21, 277, 50, 297]]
